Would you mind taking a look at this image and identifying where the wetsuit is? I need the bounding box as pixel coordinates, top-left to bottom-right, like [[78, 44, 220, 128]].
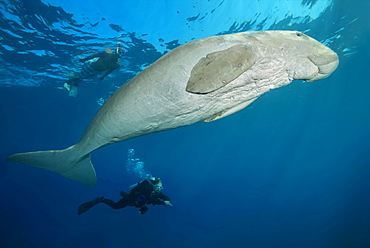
[[79, 61, 96, 79], [101, 179, 170, 209], [77, 179, 170, 215], [101, 190, 170, 209]]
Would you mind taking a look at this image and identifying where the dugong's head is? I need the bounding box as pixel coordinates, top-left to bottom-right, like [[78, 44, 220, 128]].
[[263, 31, 339, 82]]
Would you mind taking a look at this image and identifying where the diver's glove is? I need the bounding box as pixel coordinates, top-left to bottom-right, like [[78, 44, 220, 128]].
[[164, 201, 173, 207]]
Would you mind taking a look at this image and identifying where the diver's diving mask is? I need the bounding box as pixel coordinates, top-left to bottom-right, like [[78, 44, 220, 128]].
[[153, 184, 163, 191]]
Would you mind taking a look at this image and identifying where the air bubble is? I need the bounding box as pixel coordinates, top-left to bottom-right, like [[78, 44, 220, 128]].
[[125, 149, 152, 180]]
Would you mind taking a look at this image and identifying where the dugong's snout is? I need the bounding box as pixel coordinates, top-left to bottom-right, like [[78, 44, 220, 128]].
[[305, 51, 339, 82], [287, 32, 339, 83], [293, 50, 338, 83]]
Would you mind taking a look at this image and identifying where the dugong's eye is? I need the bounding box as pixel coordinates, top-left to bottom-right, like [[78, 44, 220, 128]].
[[296, 32, 303, 37]]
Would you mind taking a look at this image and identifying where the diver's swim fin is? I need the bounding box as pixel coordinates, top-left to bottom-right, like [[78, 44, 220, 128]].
[[63, 82, 71, 91], [63, 82, 78, 97], [69, 85, 78, 97], [77, 196, 104, 215]]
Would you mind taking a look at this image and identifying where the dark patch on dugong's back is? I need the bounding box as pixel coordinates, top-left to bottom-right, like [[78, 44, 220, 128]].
[[186, 45, 256, 94]]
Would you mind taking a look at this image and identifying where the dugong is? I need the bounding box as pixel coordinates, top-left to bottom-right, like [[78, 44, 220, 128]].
[[6, 31, 339, 187]]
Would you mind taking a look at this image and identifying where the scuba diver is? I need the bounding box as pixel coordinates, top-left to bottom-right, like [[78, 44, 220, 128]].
[[78, 177, 173, 215], [64, 44, 125, 97]]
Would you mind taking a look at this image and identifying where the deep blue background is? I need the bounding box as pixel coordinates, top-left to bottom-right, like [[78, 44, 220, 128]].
[[1, 0, 369, 247]]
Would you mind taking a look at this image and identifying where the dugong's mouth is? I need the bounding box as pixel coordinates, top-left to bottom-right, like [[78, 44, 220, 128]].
[[305, 53, 339, 82]]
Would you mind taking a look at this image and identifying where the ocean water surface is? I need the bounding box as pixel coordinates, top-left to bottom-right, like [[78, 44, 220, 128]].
[[1, 0, 369, 247]]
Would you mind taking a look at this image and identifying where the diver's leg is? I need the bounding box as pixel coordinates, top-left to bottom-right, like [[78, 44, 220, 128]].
[[120, 191, 128, 197], [101, 197, 130, 210], [64, 77, 82, 97], [64, 77, 81, 88], [71, 77, 82, 87]]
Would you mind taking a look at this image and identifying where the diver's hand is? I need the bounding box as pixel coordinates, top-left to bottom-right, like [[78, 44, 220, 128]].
[[164, 201, 173, 206]]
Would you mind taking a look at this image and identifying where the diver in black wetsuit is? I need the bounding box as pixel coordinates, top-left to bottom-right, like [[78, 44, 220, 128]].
[[78, 177, 173, 215]]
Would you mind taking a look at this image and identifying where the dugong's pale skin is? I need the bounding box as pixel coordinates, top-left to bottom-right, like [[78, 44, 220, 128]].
[[6, 31, 339, 187]]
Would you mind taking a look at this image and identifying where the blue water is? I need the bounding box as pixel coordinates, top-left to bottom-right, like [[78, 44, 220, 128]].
[[1, 0, 370, 247]]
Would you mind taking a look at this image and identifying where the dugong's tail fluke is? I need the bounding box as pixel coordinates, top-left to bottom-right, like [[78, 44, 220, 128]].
[[6, 146, 96, 187]]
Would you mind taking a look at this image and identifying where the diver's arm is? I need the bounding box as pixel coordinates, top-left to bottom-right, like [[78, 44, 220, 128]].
[[158, 192, 171, 201], [150, 199, 167, 205], [148, 194, 173, 206], [160, 193, 173, 206], [148, 193, 169, 205], [150, 199, 172, 206]]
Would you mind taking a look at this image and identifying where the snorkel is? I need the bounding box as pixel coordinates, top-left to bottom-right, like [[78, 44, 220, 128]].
[[116, 42, 125, 57]]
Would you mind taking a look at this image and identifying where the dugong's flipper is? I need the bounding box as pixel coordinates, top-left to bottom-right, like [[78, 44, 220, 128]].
[[186, 45, 256, 94], [6, 147, 96, 187]]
